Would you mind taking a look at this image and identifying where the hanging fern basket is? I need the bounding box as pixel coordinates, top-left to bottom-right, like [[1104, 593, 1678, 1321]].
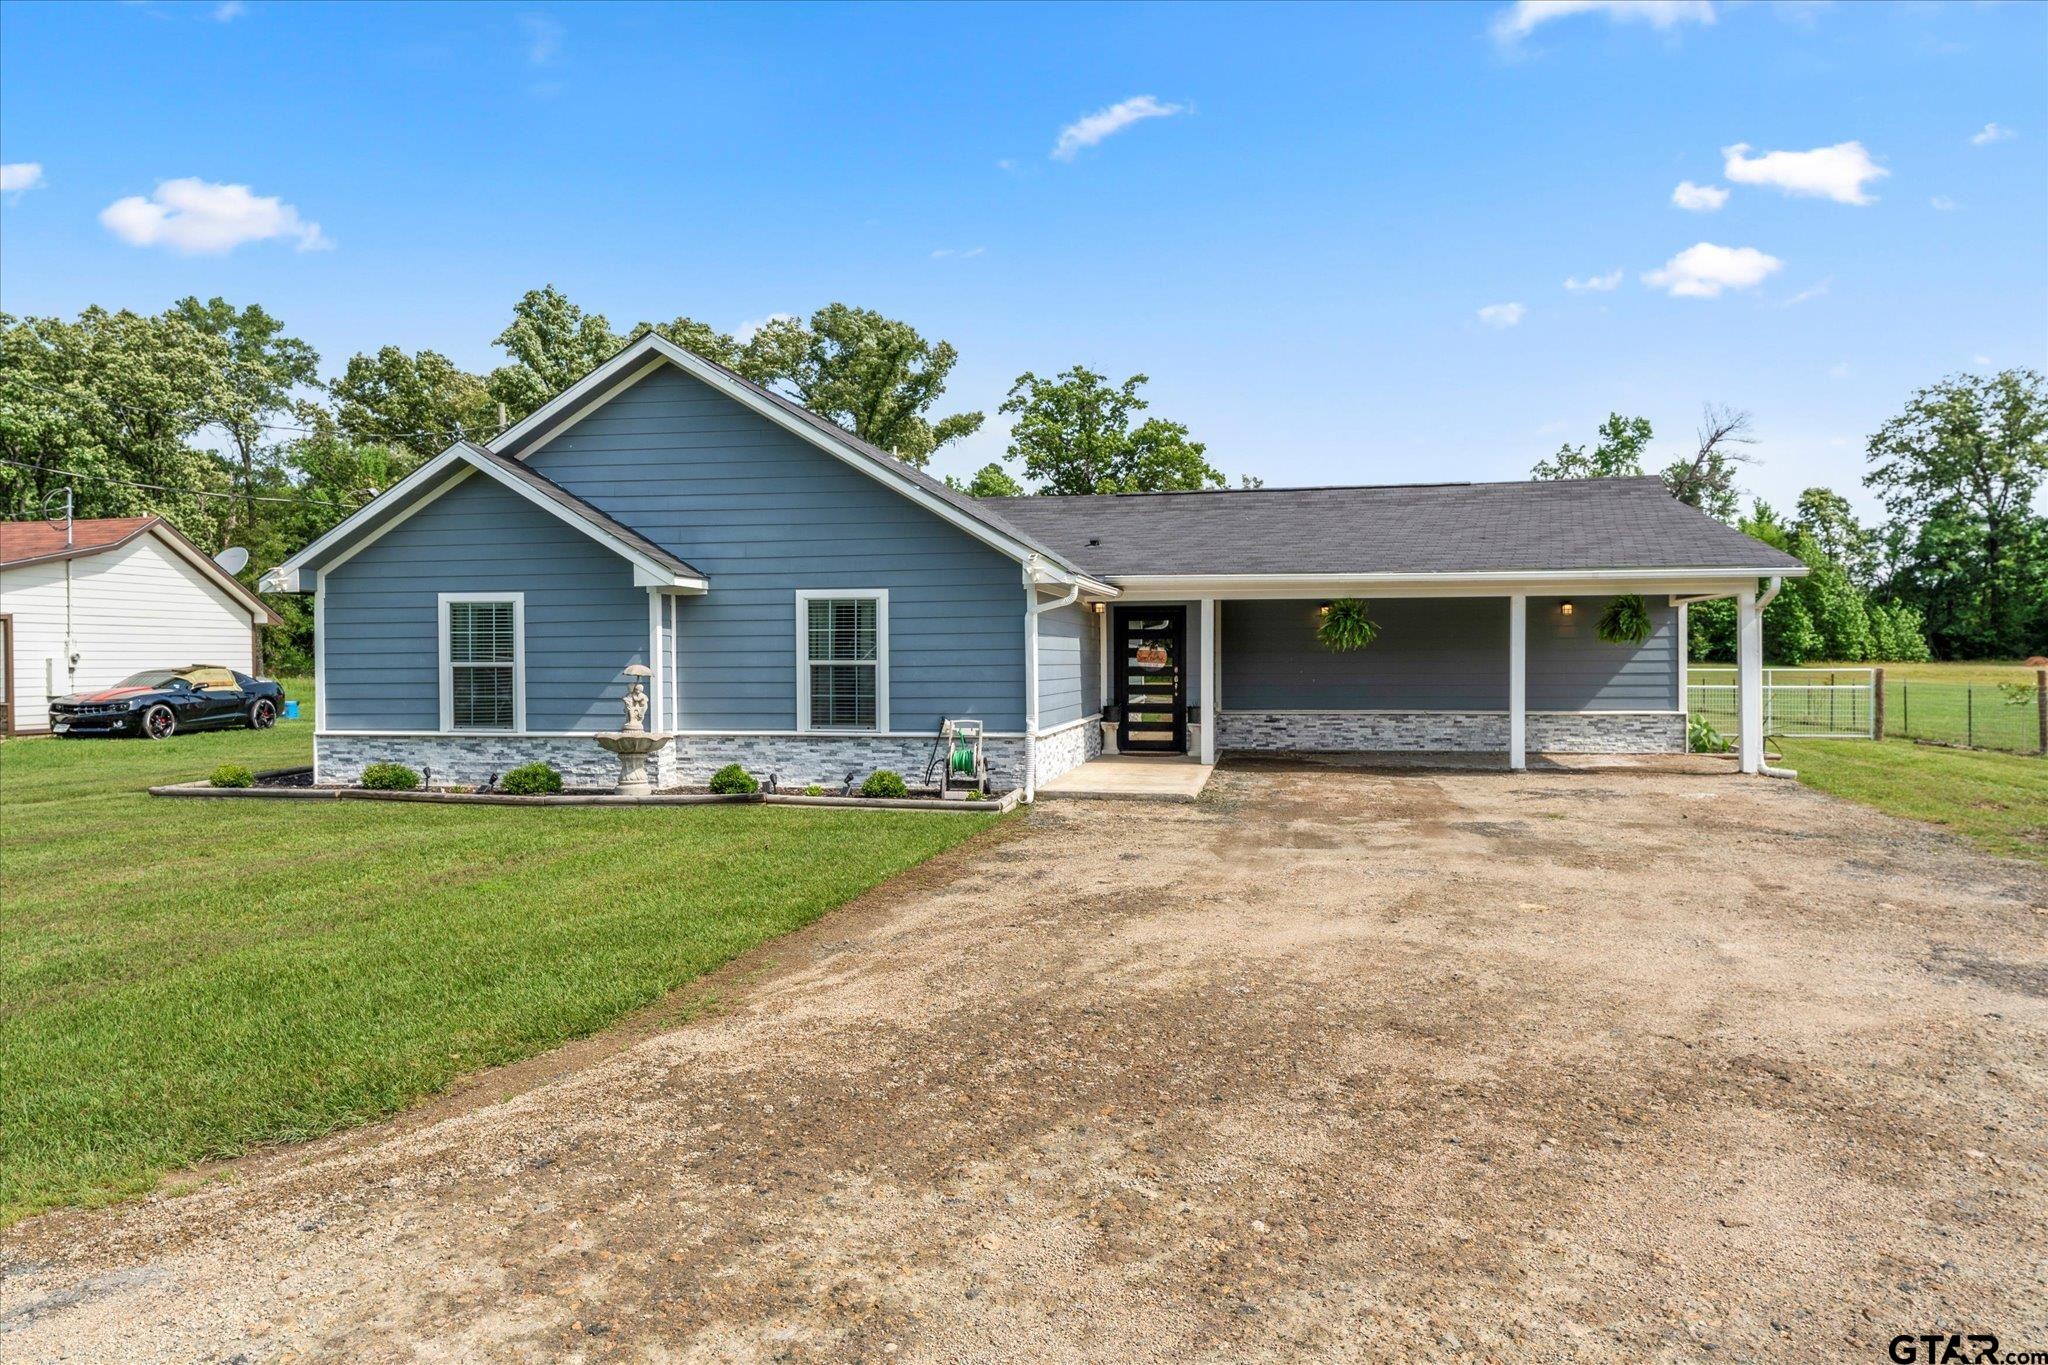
[[1317, 598, 1379, 652], [1596, 594, 1654, 646]]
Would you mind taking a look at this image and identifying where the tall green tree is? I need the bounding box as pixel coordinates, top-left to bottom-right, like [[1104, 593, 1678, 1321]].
[[947, 462, 1025, 498], [485, 286, 625, 422], [330, 346, 497, 463], [1531, 412, 1653, 480], [998, 365, 1225, 495], [1792, 486, 1876, 584], [167, 297, 320, 536], [761, 305, 983, 466], [0, 307, 233, 540], [1660, 405, 1754, 522], [1865, 369, 2048, 657]]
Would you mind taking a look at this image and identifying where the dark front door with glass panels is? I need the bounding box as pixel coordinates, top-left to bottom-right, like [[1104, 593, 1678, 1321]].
[[1114, 606, 1187, 753]]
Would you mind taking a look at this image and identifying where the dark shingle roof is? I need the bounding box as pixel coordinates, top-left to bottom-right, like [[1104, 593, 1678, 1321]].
[[981, 477, 1803, 578], [457, 442, 706, 582]]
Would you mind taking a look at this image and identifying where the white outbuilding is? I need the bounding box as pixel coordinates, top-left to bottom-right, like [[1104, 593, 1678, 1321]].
[[0, 516, 279, 735]]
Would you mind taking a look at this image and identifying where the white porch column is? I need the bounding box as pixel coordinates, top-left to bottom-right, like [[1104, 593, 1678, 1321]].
[[1737, 586, 1763, 774], [647, 588, 664, 731], [1023, 585, 1040, 802], [1198, 596, 1217, 766], [1508, 593, 1527, 771]]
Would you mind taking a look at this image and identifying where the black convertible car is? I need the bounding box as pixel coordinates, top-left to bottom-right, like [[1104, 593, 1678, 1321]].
[[49, 666, 286, 739]]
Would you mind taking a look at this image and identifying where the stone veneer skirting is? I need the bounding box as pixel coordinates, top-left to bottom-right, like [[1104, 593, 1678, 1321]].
[[318, 732, 1035, 792], [1216, 710, 1684, 755], [1029, 716, 1102, 789], [1524, 711, 1686, 754]]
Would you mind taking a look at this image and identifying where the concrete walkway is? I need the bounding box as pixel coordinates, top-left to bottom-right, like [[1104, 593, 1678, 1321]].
[[1037, 753, 1214, 800]]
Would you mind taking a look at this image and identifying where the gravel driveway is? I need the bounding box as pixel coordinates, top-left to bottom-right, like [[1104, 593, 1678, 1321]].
[[5, 760, 2045, 1360]]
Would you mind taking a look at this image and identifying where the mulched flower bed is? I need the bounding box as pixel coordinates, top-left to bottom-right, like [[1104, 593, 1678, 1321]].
[[150, 767, 1019, 813]]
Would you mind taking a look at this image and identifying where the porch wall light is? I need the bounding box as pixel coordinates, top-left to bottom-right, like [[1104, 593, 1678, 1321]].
[[1560, 601, 1575, 616]]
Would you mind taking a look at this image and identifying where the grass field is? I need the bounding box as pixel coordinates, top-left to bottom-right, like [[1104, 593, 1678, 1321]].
[[1776, 737, 2048, 866], [0, 702, 999, 1225], [1806, 660, 2045, 686]]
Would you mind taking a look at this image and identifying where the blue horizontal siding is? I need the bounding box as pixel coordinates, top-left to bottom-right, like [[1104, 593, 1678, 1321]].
[[530, 366, 1026, 732], [1526, 595, 1679, 711], [1036, 596, 1102, 728], [1222, 598, 1509, 710], [322, 473, 648, 731], [1220, 596, 1678, 712]]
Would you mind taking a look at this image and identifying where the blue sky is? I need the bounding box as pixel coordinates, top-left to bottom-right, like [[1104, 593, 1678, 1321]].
[[2, 0, 2042, 518]]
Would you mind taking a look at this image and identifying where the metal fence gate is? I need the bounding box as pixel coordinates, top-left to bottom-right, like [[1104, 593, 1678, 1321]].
[[1686, 667, 1876, 743]]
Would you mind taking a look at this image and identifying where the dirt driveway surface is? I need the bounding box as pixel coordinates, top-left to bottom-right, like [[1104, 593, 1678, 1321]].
[[5, 761, 2046, 1361]]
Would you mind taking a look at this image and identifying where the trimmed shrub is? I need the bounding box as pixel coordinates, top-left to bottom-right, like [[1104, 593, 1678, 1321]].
[[499, 762, 563, 796], [802, 784, 826, 797], [360, 761, 420, 792], [860, 769, 910, 799], [709, 763, 759, 795], [209, 763, 254, 789]]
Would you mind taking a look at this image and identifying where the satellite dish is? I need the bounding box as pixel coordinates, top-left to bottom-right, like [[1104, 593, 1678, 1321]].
[[214, 546, 250, 575]]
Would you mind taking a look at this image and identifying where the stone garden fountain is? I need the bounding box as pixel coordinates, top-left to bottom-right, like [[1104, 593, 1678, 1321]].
[[594, 663, 672, 796]]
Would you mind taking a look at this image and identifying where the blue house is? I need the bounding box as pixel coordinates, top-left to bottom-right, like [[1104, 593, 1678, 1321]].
[[265, 333, 1805, 796]]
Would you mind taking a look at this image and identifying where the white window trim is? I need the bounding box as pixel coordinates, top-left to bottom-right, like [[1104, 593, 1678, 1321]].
[[437, 592, 526, 733], [794, 589, 889, 733]]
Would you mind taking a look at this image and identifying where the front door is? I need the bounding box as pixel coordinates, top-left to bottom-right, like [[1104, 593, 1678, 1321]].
[[1115, 606, 1187, 753]]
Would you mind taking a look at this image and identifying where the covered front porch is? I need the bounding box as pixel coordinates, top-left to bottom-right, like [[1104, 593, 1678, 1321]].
[[1042, 574, 1782, 788]]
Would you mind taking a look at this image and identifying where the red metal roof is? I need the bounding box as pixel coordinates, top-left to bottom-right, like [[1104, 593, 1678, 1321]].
[[0, 516, 158, 567]]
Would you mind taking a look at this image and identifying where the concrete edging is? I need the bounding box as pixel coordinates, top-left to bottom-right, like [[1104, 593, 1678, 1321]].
[[149, 768, 1017, 813]]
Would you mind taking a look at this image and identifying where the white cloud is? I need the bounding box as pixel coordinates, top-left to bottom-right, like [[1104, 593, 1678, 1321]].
[[1051, 95, 1187, 161], [1492, 0, 1714, 46], [1930, 195, 1957, 211], [1970, 122, 2014, 146], [1722, 140, 1887, 205], [1564, 268, 1623, 291], [1478, 302, 1527, 328], [1671, 180, 1729, 212], [1784, 277, 1831, 306], [519, 13, 562, 64], [0, 162, 45, 194], [1828, 361, 1851, 379], [1971, 354, 1993, 367], [1641, 242, 1782, 298], [995, 158, 1017, 172], [99, 178, 331, 254], [212, 1, 246, 19], [930, 246, 986, 259]]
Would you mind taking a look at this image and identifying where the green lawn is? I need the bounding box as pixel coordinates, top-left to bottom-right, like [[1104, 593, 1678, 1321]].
[[0, 704, 999, 1224], [1776, 737, 2048, 866], [1807, 659, 2044, 686]]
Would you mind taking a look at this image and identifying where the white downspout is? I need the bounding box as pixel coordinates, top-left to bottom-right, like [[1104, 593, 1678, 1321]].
[[1022, 570, 1081, 803]]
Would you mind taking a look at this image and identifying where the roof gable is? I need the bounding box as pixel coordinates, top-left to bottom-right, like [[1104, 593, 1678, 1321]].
[[1, 516, 280, 622], [261, 441, 707, 593], [487, 333, 1106, 591]]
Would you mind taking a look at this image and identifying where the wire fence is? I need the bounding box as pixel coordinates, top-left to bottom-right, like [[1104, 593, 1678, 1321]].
[[1688, 667, 2048, 755]]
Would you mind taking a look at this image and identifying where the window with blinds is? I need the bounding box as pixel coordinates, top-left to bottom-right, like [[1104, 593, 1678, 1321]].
[[803, 596, 879, 730], [447, 599, 517, 730]]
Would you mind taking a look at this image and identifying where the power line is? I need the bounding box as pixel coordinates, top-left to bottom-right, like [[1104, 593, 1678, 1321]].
[[0, 456, 375, 509]]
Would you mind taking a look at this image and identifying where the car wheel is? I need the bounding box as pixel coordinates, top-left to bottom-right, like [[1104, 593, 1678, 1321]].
[[247, 697, 278, 730], [141, 703, 177, 740]]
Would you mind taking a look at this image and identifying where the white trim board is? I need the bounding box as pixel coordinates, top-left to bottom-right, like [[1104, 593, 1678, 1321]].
[[794, 589, 891, 734], [318, 727, 1039, 740], [1109, 570, 1803, 599], [437, 592, 527, 734]]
